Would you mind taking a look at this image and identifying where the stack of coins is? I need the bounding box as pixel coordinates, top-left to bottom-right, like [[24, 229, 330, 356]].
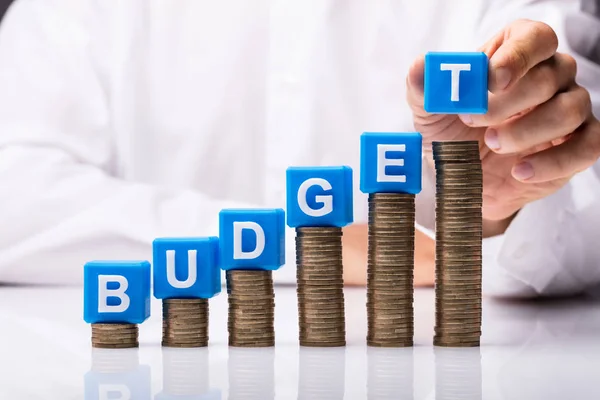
[[226, 270, 275, 347], [296, 227, 346, 347], [162, 299, 209, 347], [367, 193, 415, 347], [91, 323, 138, 349], [433, 141, 483, 347]]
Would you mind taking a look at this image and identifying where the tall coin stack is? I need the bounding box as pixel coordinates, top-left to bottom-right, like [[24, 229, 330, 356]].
[[286, 166, 354, 347], [296, 227, 346, 347], [359, 132, 424, 348], [162, 299, 208, 347], [91, 324, 139, 349], [432, 141, 483, 347], [366, 193, 415, 347], [227, 270, 275, 347]]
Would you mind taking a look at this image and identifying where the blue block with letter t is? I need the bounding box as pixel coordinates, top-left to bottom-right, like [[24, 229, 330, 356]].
[[360, 132, 422, 194], [286, 166, 353, 227], [219, 209, 285, 271], [153, 237, 221, 300], [83, 261, 151, 324], [424, 52, 488, 114]]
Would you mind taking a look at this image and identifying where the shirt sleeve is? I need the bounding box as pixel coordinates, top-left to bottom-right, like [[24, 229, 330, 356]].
[[415, 0, 600, 298], [0, 1, 262, 285]]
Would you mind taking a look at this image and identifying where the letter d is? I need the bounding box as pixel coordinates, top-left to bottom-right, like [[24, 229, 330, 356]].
[[233, 222, 265, 260]]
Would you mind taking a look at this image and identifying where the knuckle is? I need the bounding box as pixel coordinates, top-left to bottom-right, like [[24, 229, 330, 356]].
[[556, 88, 590, 128], [534, 62, 560, 99], [560, 53, 578, 78], [531, 22, 559, 50], [584, 124, 600, 162]]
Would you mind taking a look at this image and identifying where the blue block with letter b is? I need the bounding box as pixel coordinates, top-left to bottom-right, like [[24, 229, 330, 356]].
[[83, 261, 151, 324], [153, 237, 221, 300], [360, 132, 422, 194], [219, 209, 285, 271], [424, 52, 488, 114], [286, 166, 353, 227]]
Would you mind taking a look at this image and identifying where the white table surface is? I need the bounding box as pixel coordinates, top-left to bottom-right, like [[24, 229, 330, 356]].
[[0, 285, 598, 399]]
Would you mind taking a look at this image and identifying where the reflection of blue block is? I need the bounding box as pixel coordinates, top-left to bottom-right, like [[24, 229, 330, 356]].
[[424, 52, 488, 114], [360, 132, 422, 194], [84, 365, 152, 400], [219, 209, 285, 271], [153, 237, 221, 300], [155, 389, 222, 400], [286, 166, 353, 228], [83, 261, 151, 324]]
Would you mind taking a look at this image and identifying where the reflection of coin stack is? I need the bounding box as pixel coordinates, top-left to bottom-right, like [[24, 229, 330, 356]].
[[162, 348, 209, 396], [367, 193, 415, 347], [433, 141, 483, 347], [435, 347, 482, 400], [367, 347, 414, 400], [228, 347, 275, 400], [298, 347, 346, 400], [91, 348, 140, 373], [296, 227, 346, 347], [162, 299, 208, 347], [227, 270, 275, 347], [91, 324, 138, 349]]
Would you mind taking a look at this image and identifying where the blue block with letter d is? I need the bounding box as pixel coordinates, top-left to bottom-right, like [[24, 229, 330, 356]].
[[360, 132, 422, 194], [153, 237, 221, 299], [424, 52, 488, 114], [83, 261, 151, 324], [219, 209, 285, 271], [286, 166, 353, 228]]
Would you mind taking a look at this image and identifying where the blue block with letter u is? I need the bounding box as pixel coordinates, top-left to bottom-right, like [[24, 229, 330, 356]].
[[83, 261, 151, 324], [286, 166, 353, 228], [219, 209, 285, 271], [360, 132, 423, 194], [424, 52, 488, 114], [152, 237, 221, 299]]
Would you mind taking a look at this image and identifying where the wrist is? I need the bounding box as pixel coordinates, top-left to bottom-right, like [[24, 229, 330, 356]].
[[483, 211, 518, 238]]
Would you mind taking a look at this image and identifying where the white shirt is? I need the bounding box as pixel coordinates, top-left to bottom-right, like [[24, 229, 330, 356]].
[[0, 0, 599, 297]]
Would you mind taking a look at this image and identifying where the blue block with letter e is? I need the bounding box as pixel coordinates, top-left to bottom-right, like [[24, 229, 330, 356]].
[[424, 52, 488, 114], [219, 209, 285, 271], [83, 261, 151, 324], [153, 237, 221, 300], [286, 166, 353, 227], [360, 132, 422, 194]]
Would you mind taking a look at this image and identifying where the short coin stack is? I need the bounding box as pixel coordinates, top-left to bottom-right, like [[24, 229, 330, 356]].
[[226, 270, 275, 347], [433, 141, 483, 347], [296, 227, 346, 347], [162, 299, 209, 347], [91, 323, 138, 349], [367, 193, 415, 347]]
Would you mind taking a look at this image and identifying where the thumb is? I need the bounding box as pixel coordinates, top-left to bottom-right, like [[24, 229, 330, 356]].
[[406, 55, 427, 113]]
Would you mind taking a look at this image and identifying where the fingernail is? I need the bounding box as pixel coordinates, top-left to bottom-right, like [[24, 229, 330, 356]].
[[513, 161, 534, 181], [484, 129, 501, 150], [494, 67, 512, 90], [459, 114, 473, 125]]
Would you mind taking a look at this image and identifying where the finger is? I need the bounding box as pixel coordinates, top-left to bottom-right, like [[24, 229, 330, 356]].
[[485, 84, 591, 154], [463, 53, 577, 127], [406, 55, 426, 110], [511, 120, 600, 183], [488, 19, 559, 93]]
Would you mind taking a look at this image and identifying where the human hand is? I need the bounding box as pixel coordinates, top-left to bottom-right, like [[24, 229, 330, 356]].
[[407, 19, 600, 235]]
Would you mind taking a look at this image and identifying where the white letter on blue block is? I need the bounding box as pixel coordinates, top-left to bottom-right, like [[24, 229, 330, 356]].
[[377, 144, 406, 183], [297, 178, 333, 217], [99, 384, 131, 400], [440, 63, 471, 101], [233, 221, 265, 260], [98, 275, 130, 313], [166, 249, 197, 289]]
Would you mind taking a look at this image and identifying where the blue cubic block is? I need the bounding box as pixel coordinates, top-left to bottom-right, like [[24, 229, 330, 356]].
[[286, 166, 354, 227], [219, 209, 285, 271], [360, 132, 422, 194], [153, 237, 221, 300], [83, 261, 151, 324], [424, 52, 488, 114]]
